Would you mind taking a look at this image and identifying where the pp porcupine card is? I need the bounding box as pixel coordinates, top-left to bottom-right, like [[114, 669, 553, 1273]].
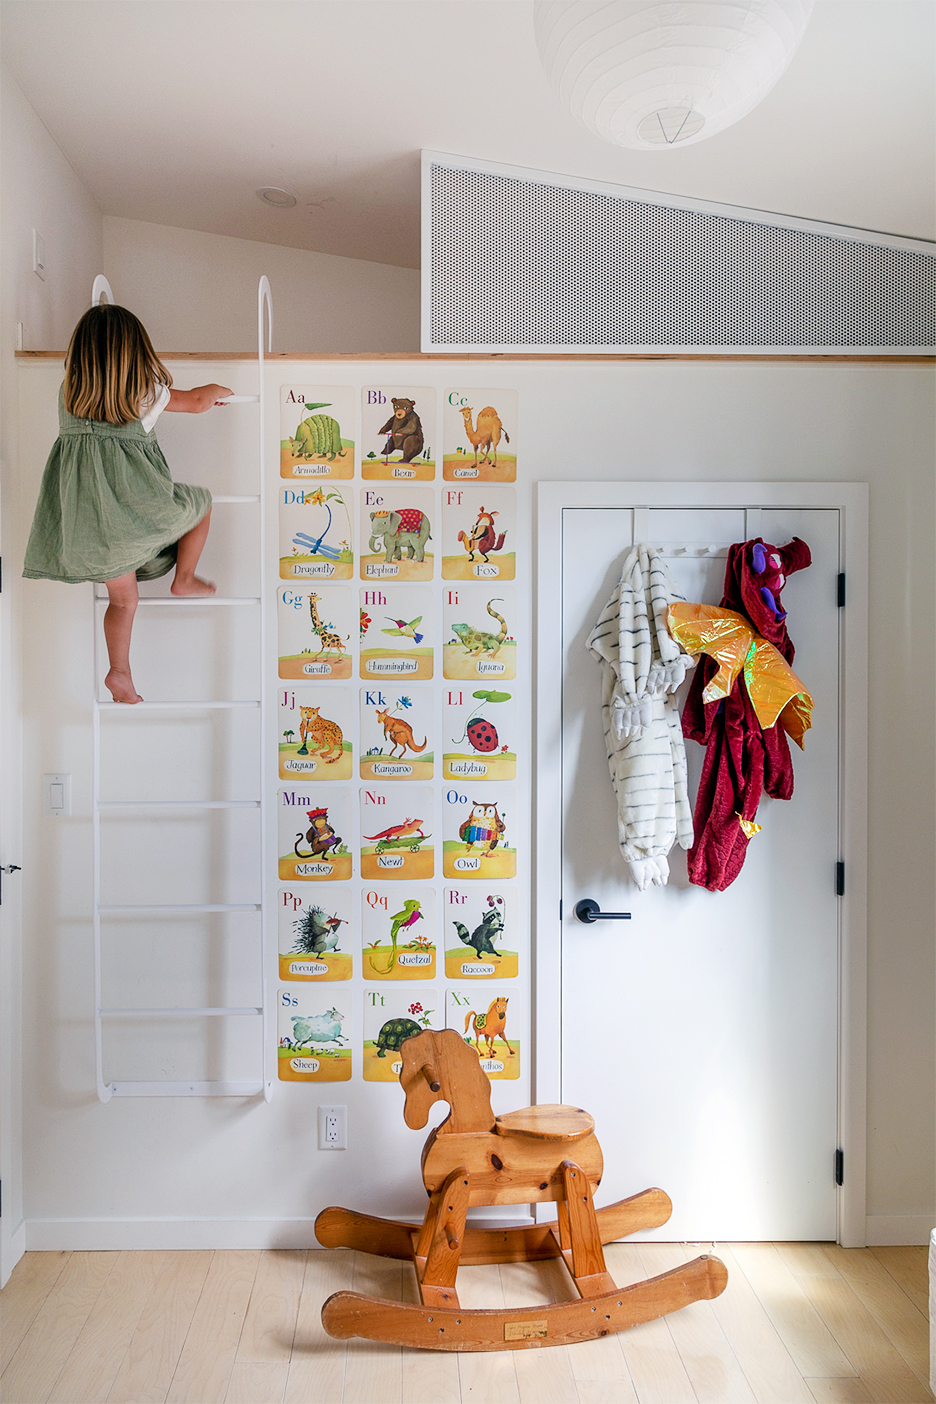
[[279, 886, 353, 981]]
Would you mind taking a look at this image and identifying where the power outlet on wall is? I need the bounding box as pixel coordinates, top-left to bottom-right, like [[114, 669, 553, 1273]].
[[317, 1104, 347, 1150]]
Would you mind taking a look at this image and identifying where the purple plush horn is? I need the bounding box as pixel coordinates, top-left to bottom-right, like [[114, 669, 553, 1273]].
[[760, 586, 787, 621], [751, 542, 768, 574]]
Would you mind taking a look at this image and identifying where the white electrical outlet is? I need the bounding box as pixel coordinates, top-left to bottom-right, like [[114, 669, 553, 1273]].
[[43, 773, 71, 817], [317, 1104, 347, 1150]]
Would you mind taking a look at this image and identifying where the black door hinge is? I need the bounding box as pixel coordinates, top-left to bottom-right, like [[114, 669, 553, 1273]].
[[834, 1149, 844, 1186], [837, 573, 846, 607], [559, 900, 563, 920], [835, 862, 845, 896]]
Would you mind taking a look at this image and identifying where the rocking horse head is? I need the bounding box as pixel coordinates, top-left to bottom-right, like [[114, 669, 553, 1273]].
[[398, 1028, 494, 1134]]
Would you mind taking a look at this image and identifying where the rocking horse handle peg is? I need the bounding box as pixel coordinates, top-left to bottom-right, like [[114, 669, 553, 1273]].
[[574, 899, 631, 924], [420, 1063, 441, 1092]]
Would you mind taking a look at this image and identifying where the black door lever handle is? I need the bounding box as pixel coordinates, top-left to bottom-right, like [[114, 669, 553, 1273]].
[[574, 899, 631, 924]]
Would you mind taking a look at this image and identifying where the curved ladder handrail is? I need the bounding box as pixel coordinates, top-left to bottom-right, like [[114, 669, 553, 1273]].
[[91, 274, 115, 307], [257, 275, 274, 1102]]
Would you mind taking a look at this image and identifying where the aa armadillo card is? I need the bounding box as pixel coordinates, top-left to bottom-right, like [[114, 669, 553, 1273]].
[[443, 785, 516, 880], [361, 386, 436, 481], [280, 385, 355, 480], [442, 388, 517, 483], [360, 487, 435, 583], [443, 588, 516, 681], [278, 988, 351, 1082], [360, 785, 434, 881], [360, 586, 433, 681], [446, 986, 520, 1080], [443, 888, 518, 980], [361, 886, 436, 981], [360, 686, 433, 782], [279, 484, 353, 580], [278, 583, 353, 680], [441, 486, 516, 582], [363, 986, 439, 1082], [278, 787, 352, 882], [278, 886, 353, 982], [279, 687, 352, 781], [443, 685, 516, 781]]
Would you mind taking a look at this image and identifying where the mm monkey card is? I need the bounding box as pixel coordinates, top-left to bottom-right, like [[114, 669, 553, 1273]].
[[443, 589, 516, 681], [444, 888, 518, 980], [363, 987, 439, 1081], [280, 386, 354, 479], [360, 687, 433, 781], [280, 485, 353, 580], [360, 785, 434, 881], [279, 887, 352, 981], [441, 486, 516, 581], [362, 386, 435, 481], [362, 887, 436, 980], [443, 388, 517, 482], [278, 988, 351, 1081], [360, 487, 434, 583], [360, 586, 433, 680], [278, 584, 353, 680], [443, 786, 516, 879], [279, 687, 352, 781], [446, 986, 520, 1079], [444, 686, 516, 781], [278, 787, 352, 882]]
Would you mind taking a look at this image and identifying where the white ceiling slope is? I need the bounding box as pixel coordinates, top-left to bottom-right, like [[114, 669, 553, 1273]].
[[2, 0, 934, 270]]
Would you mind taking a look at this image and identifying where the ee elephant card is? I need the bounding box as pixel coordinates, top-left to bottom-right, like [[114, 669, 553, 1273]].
[[280, 386, 354, 479], [360, 687, 433, 781], [279, 687, 352, 781], [360, 785, 434, 881], [442, 388, 517, 482], [441, 486, 516, 581], [280, 485, 353, 580], [362, 886, 436, 981], [443, 686, 516, 781], [443, 589, 516, 681], [278, 988, 351, 1081], [446, 986, 520, 1079], [278, 787, 352, 882], [360, 487, 434, 582], [443, 786, 516, 879], [360, 586, 433, 680], [444, 888, 518, 980], [363, 987, 439, 1081], [279, 886, 352, 981], [362, 387, 435, 481], [278, 584, 353, 680]]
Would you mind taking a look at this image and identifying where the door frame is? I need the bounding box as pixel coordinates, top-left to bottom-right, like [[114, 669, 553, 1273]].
[[534, 481, 869, 1247]]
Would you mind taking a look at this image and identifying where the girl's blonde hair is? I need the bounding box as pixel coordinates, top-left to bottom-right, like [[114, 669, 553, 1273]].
[[64, 305, 172, 425]]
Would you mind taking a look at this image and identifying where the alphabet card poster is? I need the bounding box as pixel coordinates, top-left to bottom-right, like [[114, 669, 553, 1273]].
[[360, 586, 433, 680], [360, 687, 433, 781], [361, 387, 435, 480], [280, 386, 354, 479], [444, 686, 516, 782], [278, 584, 353, 680], [278, 988, 351, 1081], [363, 987, 439, 1081], [279, 686, 352, 781], [360, 488, 435, 582], [442, 487, 516, 581], [278, 787, 352, 882], [280, 485, 353, 580], [360, 785, 434, 881], [444, 888, 517, 980], [443, 787, 516, 880], [446, 986, 520, 1079], [279, 886, 352, 981], [443, 388, 517, 482], [362, 886, 436, 980], [443, 589, 516, 681]]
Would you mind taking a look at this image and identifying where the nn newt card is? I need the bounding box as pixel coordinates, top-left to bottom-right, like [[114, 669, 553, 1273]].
[[360, 586, 433, 681], [279, 886, 352, 981], [441, 486, 516, 581], [363, 987, 439, 1081], [279, 687, 352, 781], [280, 485, 353, 580], [362, 387, 435, 481], [360, 488, 434, 583], [278, 988, 351, 1081], [443, 686, 516, 781], [362, 886, 436, 980], [278, 787, 352, 882], [444, 888, 518, 980], [278, 584, 353, 680], [443, 388, 517, 482], [360, 686, 433, 781], [443, 589, 516, 681], [280, 386, 354, 479], [446, 986, 520, 1079], [443, 786, 516, 879], [360, 785, 434, 881]]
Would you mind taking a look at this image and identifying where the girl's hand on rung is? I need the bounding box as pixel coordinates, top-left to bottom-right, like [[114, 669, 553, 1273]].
[[167, 384, 234, 414]]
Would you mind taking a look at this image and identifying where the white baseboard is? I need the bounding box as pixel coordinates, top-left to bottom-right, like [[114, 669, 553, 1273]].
[[26, 1218, 335, 1251], [1, 1219, 27, 1287], [865, 1215, 935, 1246]]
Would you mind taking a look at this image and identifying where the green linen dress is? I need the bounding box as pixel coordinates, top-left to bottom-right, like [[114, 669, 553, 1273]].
[[23, 386, 211, 584]]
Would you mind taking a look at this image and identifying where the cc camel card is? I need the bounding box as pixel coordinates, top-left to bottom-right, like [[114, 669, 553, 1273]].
[[443, 388, 517, 482]]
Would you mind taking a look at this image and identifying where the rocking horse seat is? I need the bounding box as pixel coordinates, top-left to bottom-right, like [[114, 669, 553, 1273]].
[[494, 1105, 594, 1142]]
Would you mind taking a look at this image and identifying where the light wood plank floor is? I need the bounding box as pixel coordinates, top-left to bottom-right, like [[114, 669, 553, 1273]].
[[1, 1244, 931, 1404]]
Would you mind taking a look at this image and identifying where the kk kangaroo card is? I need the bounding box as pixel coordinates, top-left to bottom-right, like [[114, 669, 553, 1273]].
[[278, 787, 352, 882], [280, 485, 353, 580], [444, 888, 518, 980], [362, 387, 435, 481], [443, 588, 516, 681], [278, 988, 351, 1081], [441, 486, 516, 581], [362, 886, 436, 981], [443, 388, 517, 482], [446, 986, 520, 1079], [280, 385, 355, 479], [360, 785, 434, 881], [360, 586, 433, 681], [443, 786, 516, 880], [278, 584, 353, 680], [443, 685, 516, 781], [360, 686, 433, 781], [279, 687, 352, 781], [360, 487, 434, 583], [279, 886, 352, 982], [363, 987, 439, 1081]]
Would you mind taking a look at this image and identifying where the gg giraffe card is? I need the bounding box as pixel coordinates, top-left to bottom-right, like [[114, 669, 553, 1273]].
[[360, 687, 433, 781], [443, 589, 516, 681], [443, 388, 517, 482], [443, 686, 516, 781], [360, 586, 433, 680], [363, 987, 439, 1081], [360, 488, 434, 582], [278, 988, 351, 1081], [362, 887, 436, 980], [444, 888, 518, 980], [443, 786, 516, 879], [278, 787, 352, 882], [446, 986, 520, 1079], [278, 584, 353, 680], [362, 387, 435, 481], [360, 785, 434, 881], [279, 687, 352, 780], [279, 887, 352, 981], [280, 485, 353, 580], [441, 486, 516, 581], [280, 386, 354, 479]]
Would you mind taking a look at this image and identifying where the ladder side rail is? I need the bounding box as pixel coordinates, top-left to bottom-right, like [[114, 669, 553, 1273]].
[[258, 275, 273, 1102]]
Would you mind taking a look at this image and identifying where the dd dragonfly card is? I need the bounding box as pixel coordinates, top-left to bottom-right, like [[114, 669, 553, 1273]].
[[279, 687, 352, 781], [441, 486, 516, 581], [446, 986, 520, 1079], [278, 989, 351, 1082], [278, 787, 352, 882], [360, 586, 433, 680], [360, 785, 434, 881], [279, 886, 352, 981], [360, 687, 433, 781], [280, 386, 354, 479], [443, 786, 516, 879], [443, 388, 517, 482], [443, 686, 516, 781], [444, 888, 518, 980], [363, 987, 438, 1082], [443, 589, 516, 681], [278, 584, 353, 680], [362, 387, 435, 481], [362, 887, 436, 980], [280, 484, 353, 580], [360, 488, 434, 583]]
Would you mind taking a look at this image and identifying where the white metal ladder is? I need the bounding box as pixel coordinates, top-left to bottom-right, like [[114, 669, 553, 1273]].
[[91, 276, 273, 1101]]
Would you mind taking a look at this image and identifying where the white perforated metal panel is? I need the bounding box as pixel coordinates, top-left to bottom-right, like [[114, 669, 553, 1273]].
[[422, 152, 936, 354]]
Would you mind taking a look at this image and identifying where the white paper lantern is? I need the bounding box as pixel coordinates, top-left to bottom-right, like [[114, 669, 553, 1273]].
[[534, 0, 815, 150]]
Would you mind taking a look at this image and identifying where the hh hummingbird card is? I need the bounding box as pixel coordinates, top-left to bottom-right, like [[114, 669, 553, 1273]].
[[278, 584, 353, 680], [360, 487, 434, 583], [278, 787, 352, 882], [443, 588, 516, 681], [279, 687, 352, 781], [280, 386, 354, 479], [360, 785, 434, 881], [279, 886, 352, 981], [278, 988, 352, 1081], [443, 388, 517, 482], [363, 987, 438, 1081], [441, 486, 516, 581], [362, 387, 435, 481], [444, 888, 518, 980], [360, 687, 433, 781], [280, 485, 353, 580], [443, 786, 516, 880], [362, 886, 436, 980], [360, 586, 433, 681], [443, 685, 516, 781]]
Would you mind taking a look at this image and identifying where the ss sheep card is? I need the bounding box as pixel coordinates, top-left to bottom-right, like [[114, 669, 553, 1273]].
[[278, 990, 351, 1081]]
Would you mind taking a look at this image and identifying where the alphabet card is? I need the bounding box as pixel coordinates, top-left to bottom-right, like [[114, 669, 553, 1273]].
[[278, 787, 352, 882], [361, 387, 435, 481], [360, 488, 434, 582], [444, 686, 516, 781], [280, 485, 353, 580], [363, 987, 439, 1081], [278, 988, 351, 1081], [360, 586, 433, 680], [443, 787, 516, 880], [441, 486, 516, 581], [446, 987, 520, 1079], [443, 589, 516, 681], [443, 388, 517, 482], [360, 785, 434, 881], [279, 687, 352, 781], [362, 887, 436, 980], [278, 584, 353, 680], [444, 888, 518, 980], [279, 886, 353, 981], [280, 385, 354, 479], [360, 687, 433, 781]]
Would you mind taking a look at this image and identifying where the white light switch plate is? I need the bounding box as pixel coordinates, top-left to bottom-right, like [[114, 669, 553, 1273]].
[[43, 773, 71, 817]]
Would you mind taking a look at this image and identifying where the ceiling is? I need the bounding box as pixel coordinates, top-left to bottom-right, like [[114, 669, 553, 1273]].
[[2, 0, 934, 270]]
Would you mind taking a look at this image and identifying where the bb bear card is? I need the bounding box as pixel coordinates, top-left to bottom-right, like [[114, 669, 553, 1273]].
[[362, 386, 435, 481]]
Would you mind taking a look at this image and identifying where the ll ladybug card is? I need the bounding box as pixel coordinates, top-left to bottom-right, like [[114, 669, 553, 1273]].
[[444, 686, 516, 781]]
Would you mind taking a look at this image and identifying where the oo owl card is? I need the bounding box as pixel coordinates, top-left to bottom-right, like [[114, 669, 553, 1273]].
[[446, 987, 520, 1079], [360, 785, 433, 881], [363, 987, 438, 1081], [279, 687, 352, 781], [441, 487, 516, 581], [278, 584, 353, 680], [443, 589, 516, 681], [360, 488, 434, 583], [362, 887, 436, 980], [279, 485, 353, 580], [443, 388, 517, 483], [444, 686, 516, 782], [278, 988, 351, 1081], [360, 586, 433, 681], [280, 386, 354, 479], [279, 887, 352, 981], [360, 687, 433, 782], [362, 387, 435, 481], [443, 786, 516, 880], [278, 787, 352, 882], [444, 888, 518, 980]]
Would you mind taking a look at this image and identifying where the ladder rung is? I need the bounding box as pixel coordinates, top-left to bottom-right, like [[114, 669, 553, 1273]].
[[94, 596, 260, 606], [108, 1080, 264, 1097], [98, 903, 261, 913], [96, 700, 260, 709], [98, 800, 260, 809], [212, 495, 261, 503], [100, 1006, 262, 1018]]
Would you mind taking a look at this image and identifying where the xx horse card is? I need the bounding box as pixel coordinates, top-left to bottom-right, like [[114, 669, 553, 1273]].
[[363, 987, 439, 1081], [362, 886, 436, 981], [360, 785, 434, 881], [362, 386, 435, 481], [443, 785, 516, 880], [280, 485, 353, 580], [279, 687, 352, 781], [360, 487, 434, 583], [443, 685, 516, 781], [441, 486, 516, 581], [278, 584, 353, 680], [443, 589, 517, 681], [278, 787, 352, 882], [446, 986, 520, 1079], [360, 586, 433, 680], [444, 888, 518, 980], [280, 385, 354, 479], [278, 988, 351, 1081], [279, 886, 353, 981], [443, 388, 517, 482], [360, 686, 434, 781]]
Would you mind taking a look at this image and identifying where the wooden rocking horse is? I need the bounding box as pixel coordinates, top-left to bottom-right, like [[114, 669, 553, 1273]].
[[316, 1029, 727, 1351]]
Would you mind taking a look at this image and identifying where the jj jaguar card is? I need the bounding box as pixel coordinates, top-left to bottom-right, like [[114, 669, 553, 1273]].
[[279, 687, 352, 780]]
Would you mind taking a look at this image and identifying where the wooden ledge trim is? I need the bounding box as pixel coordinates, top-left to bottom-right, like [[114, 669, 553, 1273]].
[[15, 350, 936, 364]]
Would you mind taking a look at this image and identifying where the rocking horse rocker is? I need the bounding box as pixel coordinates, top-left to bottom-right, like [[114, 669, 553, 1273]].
[[316, 1029, 727, 1351]]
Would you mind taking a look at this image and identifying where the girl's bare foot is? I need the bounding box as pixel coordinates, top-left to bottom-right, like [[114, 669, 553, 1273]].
[[105, 668, 143, 704], [171, 575, 216, 597]]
